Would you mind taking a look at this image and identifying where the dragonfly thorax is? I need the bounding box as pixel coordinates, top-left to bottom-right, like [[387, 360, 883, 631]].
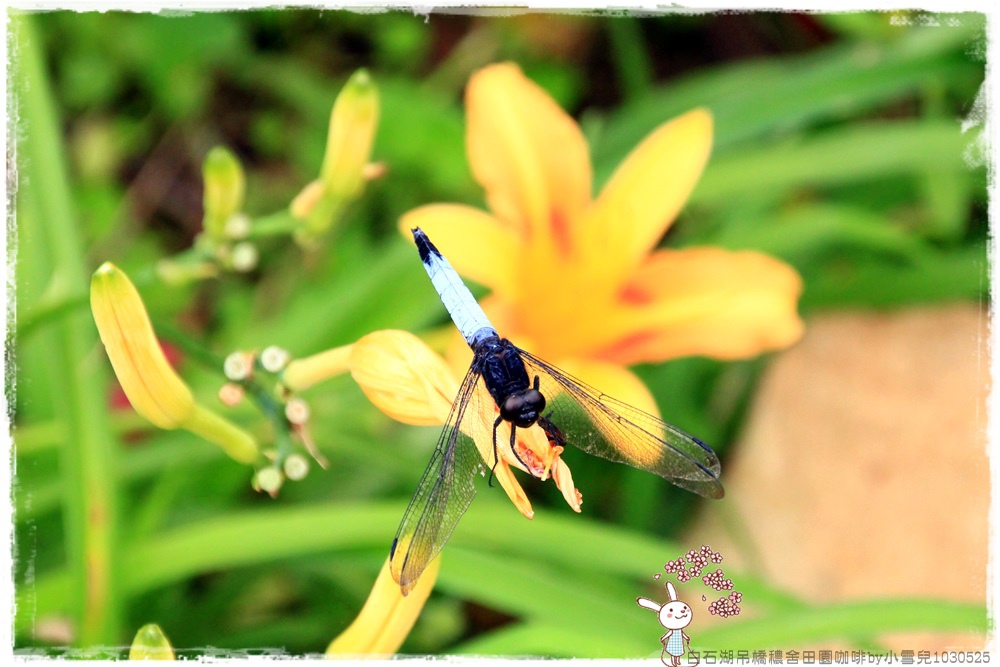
[[474, 335, 547, 429]]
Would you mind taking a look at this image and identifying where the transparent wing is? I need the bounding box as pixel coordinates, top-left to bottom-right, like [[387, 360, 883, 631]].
[[389, 365, 493, 595], [518, 349, 724, 499]]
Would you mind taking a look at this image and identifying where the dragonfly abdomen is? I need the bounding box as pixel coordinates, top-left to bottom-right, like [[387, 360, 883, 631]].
[[412, 227, 496, 347]]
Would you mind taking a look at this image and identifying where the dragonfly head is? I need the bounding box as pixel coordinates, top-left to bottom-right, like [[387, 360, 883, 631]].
[[500, 386, 546, 428]]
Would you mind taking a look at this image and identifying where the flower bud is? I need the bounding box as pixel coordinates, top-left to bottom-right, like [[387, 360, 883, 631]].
[[284, 453, 310, 481], [260, 346, 290, 373], [224, 351, 253, 382], [218, 382, 245, 407], [91, 262, 195, 429], [349, 330, 458, 426], [128, 623, 175, 660], [224, 212, 252, 240], [256, 466, 284, 495], [285, 397, 310, 425], [92, 263, 260, 464], [328, 557, 441, 654], [321, 69, 379, 202], [202, 146, 246, 241], [289, 179, 326, 221], [230, 241, 259, 273]]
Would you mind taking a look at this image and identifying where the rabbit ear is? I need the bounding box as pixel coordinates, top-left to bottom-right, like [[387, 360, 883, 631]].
[[666, 582, 678, 601], [636, 597, 662, 611]]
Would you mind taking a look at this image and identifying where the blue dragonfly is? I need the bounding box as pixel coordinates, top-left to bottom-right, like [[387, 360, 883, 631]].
[[390, 228, 724, 595]]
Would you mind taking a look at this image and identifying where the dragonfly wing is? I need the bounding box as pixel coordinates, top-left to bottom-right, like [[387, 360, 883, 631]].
[[389, 366, 492, 595], [518, 350, 724, 499]]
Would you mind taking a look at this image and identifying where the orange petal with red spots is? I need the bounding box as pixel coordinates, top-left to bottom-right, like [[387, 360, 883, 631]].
[[603, 247, 804, 364]]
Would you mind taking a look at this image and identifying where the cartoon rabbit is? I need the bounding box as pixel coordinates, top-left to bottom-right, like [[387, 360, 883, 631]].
[[637, 581, 697, 667]]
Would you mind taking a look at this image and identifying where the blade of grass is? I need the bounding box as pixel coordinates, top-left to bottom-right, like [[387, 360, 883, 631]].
[[696, 598, 988, 650], [801, 244, 986, 309], [12, 13, 121, 645], [690, 120, 976, 206], [592, 20, 981, 181], [705, 203, 934, 264], [436, 545, 651, 652], [22, 500, 799, 627], [607, 17, 654, 102]]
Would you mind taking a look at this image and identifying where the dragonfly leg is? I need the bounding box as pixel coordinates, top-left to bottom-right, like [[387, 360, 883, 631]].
[[506, 422, 532, 471], [489, 415, 503, 487], [489, 414, 533, 486]]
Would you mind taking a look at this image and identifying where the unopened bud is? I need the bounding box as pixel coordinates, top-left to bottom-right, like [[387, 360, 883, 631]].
[[218, 382, 245, 407], [256, 466, 284, 495], [91, 263, 194, 429], [224, 351, 253, 382], [284, 453, 310, 481], [230, 242, 259, 273], [260, 346, 291, 373], [202, 146, 246, 241], [321, 69, 379, 201], [129, 623, 175, 660], [224, 213, 252, 240], [285, 397, 310, 425]]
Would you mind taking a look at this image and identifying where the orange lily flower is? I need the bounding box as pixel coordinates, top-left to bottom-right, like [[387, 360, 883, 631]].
[[401, 63, 803, 414]]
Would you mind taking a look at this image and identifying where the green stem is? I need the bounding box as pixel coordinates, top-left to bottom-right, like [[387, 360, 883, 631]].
[[608, 17, 654, 102], [13, 13, 121, 645], [180, 404, 259, 464], [250, 209, 301, 238]]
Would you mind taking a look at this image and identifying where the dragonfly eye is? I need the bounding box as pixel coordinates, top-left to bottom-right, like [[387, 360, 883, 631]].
[[500, 388, 546, 428]]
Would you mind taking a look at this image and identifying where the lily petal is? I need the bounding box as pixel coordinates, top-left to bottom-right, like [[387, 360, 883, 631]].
[[400, 204, 519, 298], [606, 247, 805, 363], [493, 457, 535, 520], [551, 457, 582, 513], [466, 62, 591, 255], [587, 109, 713, 282]]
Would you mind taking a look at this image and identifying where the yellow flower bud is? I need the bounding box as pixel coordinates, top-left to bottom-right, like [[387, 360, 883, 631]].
[[349, 330, 458, 426], [321, 69, 379, 201], [128, 623, 175, 660], [202, 146, 246, 241], [91, 262, 195, 429], [289, 179, 326, 221], [91, 263, 260, 465], [327, 556, 441, 656]]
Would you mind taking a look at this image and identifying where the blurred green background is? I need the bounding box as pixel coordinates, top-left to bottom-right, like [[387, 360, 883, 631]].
[[9, 9, 988, 657]]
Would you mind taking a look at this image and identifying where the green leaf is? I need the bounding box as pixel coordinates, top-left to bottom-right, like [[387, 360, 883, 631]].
[[12, 12, 122, 645], [592, 20, 982, 183]]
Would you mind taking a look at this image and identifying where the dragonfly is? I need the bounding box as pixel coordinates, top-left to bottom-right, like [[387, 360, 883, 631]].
[[390, 228, 724, 595]]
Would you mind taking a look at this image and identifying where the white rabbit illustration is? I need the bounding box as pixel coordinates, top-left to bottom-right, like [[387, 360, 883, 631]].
[[637, 581, 697, 667]]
